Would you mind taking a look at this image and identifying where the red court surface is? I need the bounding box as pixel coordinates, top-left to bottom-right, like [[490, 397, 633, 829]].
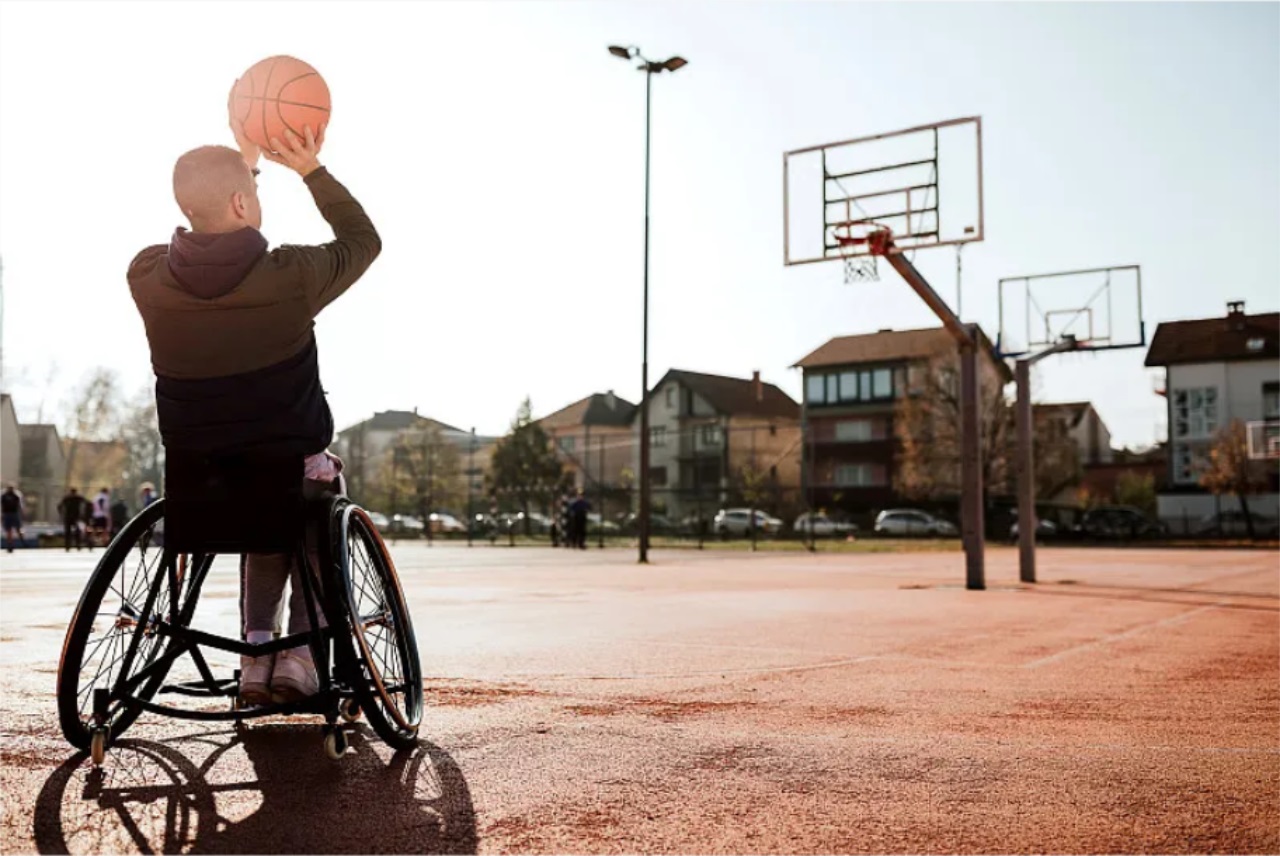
[[2, 545, 1277, 853]]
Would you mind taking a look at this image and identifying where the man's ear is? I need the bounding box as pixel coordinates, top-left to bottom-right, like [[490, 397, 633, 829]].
[[231, 191, 248, 220]]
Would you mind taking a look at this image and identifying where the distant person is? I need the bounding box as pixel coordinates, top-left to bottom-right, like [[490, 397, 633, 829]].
[[570, 489, 590, 550], [91, 487, 111, 546], [139, 482, 158, 508], [110, 494, 130, 537], [1, 485, 24, 553], [58, 488, 87, 551]]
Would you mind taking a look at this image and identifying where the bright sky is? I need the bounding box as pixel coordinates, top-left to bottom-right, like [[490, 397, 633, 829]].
[[1, 1, 1276, 449]]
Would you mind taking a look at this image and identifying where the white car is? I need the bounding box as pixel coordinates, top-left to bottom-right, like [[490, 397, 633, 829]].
[[713, 508, 784, 537], [367, 511, 391, 534], [874, 508, 958, 537], [792, 512, 857, 537], [428, 512, 467, 534]]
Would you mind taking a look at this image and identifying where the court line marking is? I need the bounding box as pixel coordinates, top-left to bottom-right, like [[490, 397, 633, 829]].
[[1021, 602, 1222, 669]]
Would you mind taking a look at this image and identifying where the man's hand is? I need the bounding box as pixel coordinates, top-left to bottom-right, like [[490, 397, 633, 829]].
[[227, 80, 260, 169], [263, 125, 325, 178]]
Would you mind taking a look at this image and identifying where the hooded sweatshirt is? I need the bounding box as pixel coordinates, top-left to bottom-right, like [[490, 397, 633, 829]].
[[128, 167, 381, 457]]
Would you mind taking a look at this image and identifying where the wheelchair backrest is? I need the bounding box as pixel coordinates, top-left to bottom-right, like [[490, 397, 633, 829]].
[[163, 451, 306, 554]]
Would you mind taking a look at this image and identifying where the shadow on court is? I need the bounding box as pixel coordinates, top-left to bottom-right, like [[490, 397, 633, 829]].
[[33, 725, 476, 854]]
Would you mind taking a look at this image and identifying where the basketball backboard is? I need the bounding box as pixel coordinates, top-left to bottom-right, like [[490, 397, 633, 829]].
[[997, 265, 1145, 358], [783, 116, 984, 266]]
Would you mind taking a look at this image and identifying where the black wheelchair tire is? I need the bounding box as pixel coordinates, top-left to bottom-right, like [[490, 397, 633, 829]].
[[327, 501, 423, 750], [56, 500, 208, 751]]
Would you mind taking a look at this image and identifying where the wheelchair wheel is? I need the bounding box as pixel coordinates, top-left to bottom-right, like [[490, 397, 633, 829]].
[[329, 502, 422, 750], [57, 500, 210, 751]]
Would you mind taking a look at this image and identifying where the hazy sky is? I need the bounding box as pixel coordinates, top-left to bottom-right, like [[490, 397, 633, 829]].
[[1, 1, 1276, 448]]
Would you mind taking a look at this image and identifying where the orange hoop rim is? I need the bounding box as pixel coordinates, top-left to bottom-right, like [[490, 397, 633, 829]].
[[832, 219, 893, 250]]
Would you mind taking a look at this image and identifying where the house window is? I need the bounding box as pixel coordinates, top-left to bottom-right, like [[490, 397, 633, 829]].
[[558, 436, 575, 453], [834, 420, 872, 442], [665, 386, 676, 409], [1264, 382, 1279, 420], [839, 371, 859, 401], [1173, 443, 1206, 485], [699, 424, 722, 447], [873, 368, 893, 399], [650, 466, 668, 486], [1247, 337, 1265, 352], [834, 463, 884, 487], [1172, 387, 1219, 440], [650, 426, 667, 447], [806, 374, 825, 404], [826, 374, 839, 404]]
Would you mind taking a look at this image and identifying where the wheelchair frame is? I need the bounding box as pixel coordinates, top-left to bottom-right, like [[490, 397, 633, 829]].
[[57, 483, 423, 765]]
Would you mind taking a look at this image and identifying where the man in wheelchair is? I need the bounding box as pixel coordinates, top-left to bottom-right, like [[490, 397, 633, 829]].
[[127, 108, 381, 708]]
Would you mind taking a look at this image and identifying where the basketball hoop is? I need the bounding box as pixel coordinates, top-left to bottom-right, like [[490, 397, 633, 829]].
[[833, 220, 892, 284]]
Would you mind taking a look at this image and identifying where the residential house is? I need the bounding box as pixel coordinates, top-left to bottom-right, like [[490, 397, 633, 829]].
[[793, 326, 1010, 515], [19, 423, 66, 522], [1033, 402, 1113, 467], [1, 394, 19, 492], [1145, 300, 1280, 523], [538, 391, 637, 491], [642, 370, 802, 520], [331, 409, 499, 507]]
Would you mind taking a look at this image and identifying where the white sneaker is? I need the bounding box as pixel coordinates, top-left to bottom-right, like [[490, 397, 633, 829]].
[[239, 654, 274, 706], [270, 649, 319, 703]]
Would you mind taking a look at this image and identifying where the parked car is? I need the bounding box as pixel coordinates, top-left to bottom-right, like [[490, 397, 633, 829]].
[[1008, 516, 1059, 542], [873, 508, 959, 537], [587, 513, 622, 534], [390, 514, 425, 537], [1193, 510, 1279, 538], [792, 512, 858, 537], [713, 508, 784, 537], [1073, 505, 1166, 540], [515, 511, 553, 534], [617, 512, 673, 535], [367, 511, 392, 534], [428, 512, 467, 534]]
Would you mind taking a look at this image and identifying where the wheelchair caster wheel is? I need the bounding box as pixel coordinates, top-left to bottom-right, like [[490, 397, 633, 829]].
[[90, 729, 107, 767], [323, 728, 348, 760], [340, 700, 362, 723]]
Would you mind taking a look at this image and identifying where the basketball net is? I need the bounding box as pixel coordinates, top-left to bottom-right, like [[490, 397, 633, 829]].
[[842, 247, 879, 284]]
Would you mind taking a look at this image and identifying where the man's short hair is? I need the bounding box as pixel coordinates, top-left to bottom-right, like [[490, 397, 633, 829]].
[[173, 145, 254, 225]]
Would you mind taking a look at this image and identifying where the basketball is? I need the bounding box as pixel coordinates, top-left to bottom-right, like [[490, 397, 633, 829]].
[[231, 56, 331, 152]]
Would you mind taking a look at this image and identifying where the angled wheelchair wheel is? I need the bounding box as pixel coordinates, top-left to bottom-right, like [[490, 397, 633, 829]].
[[329, 501, 423, 750], [56, 500, 211, 752]]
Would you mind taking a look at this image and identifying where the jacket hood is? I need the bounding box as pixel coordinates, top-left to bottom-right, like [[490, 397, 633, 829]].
[[166, 226, 268, 299]]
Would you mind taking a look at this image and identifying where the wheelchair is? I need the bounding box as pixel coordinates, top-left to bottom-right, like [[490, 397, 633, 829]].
[[55, 452, 424, 765]]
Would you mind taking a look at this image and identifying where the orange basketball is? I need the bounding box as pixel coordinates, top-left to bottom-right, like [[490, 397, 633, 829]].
[[231, 55, 331, 153]]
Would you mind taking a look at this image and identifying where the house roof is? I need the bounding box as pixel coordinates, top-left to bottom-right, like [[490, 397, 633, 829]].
[[338, 410, 462, 436], [1144, 307, 1279, 367], [793, 325, 1011, 381], [539, 392, 638, 429], [658, 370, 800, 420]]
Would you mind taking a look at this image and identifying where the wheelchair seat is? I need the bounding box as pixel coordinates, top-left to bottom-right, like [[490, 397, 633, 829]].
[[163, 451, 307, 554]]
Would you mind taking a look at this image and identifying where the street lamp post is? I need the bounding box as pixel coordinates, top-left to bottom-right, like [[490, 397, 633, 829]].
[[608, 44, 687, 564]]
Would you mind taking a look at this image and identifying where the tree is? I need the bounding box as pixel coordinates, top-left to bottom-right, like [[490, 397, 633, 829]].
[[1114, 471, 1156, 516], [62, 368, 123, 490], [488, 398, 568, 534], [1199, 420, 1270, 539], [388, 425, 463, 532], [893, 347, 1013, 503], [118, 385, 164, 507]]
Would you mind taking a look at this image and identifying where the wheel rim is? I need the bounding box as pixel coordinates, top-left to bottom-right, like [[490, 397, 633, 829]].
[[70, 515, 178, 734], [342, 508, 421, 732]]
